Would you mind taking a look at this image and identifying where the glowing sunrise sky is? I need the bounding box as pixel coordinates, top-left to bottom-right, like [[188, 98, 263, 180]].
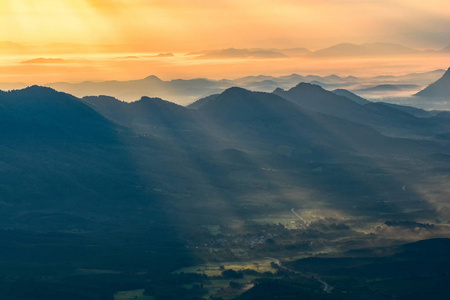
[[1, 0, 449, 83]]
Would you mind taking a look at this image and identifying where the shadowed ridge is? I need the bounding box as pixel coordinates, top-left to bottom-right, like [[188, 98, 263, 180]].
[[83, 94, 199, 135], [133, 95, 183, 107], [0, 85, 118, 143], [290, 82, 326, 92], [273, 82, 363, 115], [186, 93, 220, 110], [10, 85, 81, 102], [371, 102, 432, 118], [130, 96, 195, 127], [273, 87, 285, 94], [415, 67, 450, 98], [193, 85, 402, 158], [197, 86, 298, 121], [332, 88, 370, 105], [219, 86, 254, 97], [400, 238, 450, 255]]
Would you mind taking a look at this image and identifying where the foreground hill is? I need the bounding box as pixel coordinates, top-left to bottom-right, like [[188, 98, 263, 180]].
[[193, 87, 404, 156], [0, 87, 195, 299], [82, 95, 202, 135], [0, 86, 450, 299], [0, 86, 118, 143], [274, 83, 444, 138]]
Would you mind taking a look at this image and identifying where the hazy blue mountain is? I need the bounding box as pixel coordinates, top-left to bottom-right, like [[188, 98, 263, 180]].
[[356, 84, 420, 92], [399, 69, 445, 84], [82, 95, 198, 131], [273, 82, 361, 114], [47, 75, 227, 104], [273, 82, 440, 138], [415, 67, 450, 98], [375, 102, 432, 118], [187, 93, 220, 109], [242, 79, 282, 92], [39, 69, 446, 106], [332, 88, 371, 105]]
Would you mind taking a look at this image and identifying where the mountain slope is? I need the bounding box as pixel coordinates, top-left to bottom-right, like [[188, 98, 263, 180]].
[[193, 87, 412, 158], [1, 86, 449, 300], [332, 88, 370, 105], [82, 95, 198, 131], [415, 67, 450, 98], [274, 83, 437, 138], [0, 86, 193, 283], [0, 86, 119, 143]]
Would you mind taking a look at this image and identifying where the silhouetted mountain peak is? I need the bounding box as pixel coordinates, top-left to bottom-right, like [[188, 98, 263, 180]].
[[197, 87, 296, 117], [0, 86, 116, 143], [6, 85, 79, 105], [134, 96, 186, 111], [221, 86, 253, 97], [138, 96, 165, 103], [273, 87, 285, 93], [83, 95, 122, 103], [211, 87, 268, 104], [23, 85, 56, 93], [290, 82, 326, 93]]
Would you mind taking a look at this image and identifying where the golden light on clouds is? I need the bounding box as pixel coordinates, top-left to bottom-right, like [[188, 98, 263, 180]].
[[0, 1, 112, 44], [2, 0, 449, 50], [0, 0, 449, 83]]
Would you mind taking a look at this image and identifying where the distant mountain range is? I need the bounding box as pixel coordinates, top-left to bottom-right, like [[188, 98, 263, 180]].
[[356, 84, 420, 93], [36, 69, 446, 105], [190, 42, 450, 59]]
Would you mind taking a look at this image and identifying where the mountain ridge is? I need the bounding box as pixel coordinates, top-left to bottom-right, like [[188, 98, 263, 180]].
[[415, 67, 450, 98]]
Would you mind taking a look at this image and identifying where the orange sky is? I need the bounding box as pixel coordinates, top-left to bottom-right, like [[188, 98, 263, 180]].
[[1, 0, 449, 83]]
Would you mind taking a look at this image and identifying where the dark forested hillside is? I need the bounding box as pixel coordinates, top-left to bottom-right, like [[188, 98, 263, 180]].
[[1, 85, 449, 299]]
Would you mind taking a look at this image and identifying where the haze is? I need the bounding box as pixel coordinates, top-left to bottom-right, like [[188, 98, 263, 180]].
[[1, 0, 450, 84]]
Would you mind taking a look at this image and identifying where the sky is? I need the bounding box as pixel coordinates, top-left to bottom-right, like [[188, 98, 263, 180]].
[[1, 0, 449, 83]]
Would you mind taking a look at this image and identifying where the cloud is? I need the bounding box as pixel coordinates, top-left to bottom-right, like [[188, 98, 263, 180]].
[[154, 53, 175, 58], [21, 58, 67, 64], [191, 48, 287, 59]]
